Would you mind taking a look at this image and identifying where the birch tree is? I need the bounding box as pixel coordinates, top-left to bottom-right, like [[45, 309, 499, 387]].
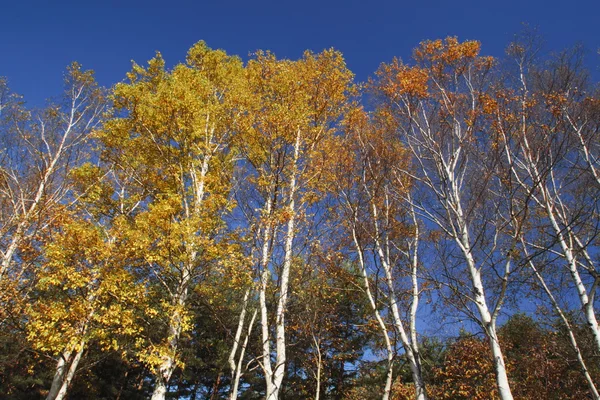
[[226, 288, 257, 400], [239, 49, 353, 399], [0, 68, 107, 399], [27, 215, 141, 400], [374, 38, 516, 400], [326, 108, 428, 399], [487, 43, 600, 397], [96, 42, 244, 400], [0, 65, 105, 312]]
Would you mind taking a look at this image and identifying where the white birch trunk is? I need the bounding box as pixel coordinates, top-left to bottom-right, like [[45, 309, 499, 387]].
[[423, 114, 514, 399], [1, 221, 26, 280], [409, 200, 427, 400], [46, 351, 69, 400], [46, 339, 86, 400], [229, 289, 250, 383], [259, 194, 275, 398], [51, 345, 85, 400], [228, 288, 258, 400], [488, 327, 513, 400], [513, 64, 600, 380], [1, 81, 102, 281], [150, 268, 191, 400], [543, 196, 600, 353], [351, 220, 394, 400], [312, 334, 322, 400], [151, 380, 168, 400], [497, 104, 599, 398], [512, 128, 600, 355], [524, 250, 600, 400], [230, 308, 257, 400], [402, 124, 514, 398], [45, 289, 98, 400], [456, 212, 513, 400], [151, 151, 212, 400], [267, 130, 302, 400], [464, 237, 513, 399], [1, 129, 68, 280], [370, 197, 427, 400]]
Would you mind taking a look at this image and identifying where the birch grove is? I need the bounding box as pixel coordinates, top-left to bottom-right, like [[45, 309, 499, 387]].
[[2, 37, 600, 400]]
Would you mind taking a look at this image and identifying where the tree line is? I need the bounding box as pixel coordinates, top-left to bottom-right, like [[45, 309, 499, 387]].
[[1, 36, 600, 400]]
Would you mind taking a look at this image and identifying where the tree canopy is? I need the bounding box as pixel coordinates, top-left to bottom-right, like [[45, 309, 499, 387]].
[[1, 37, 600, 400]]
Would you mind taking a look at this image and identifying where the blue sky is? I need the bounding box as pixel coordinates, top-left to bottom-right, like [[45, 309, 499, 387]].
[[2, 0, 598, 106]]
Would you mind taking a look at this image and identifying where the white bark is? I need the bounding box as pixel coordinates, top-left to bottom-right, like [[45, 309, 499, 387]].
[[2, 112, 76, 279], [311, 333, 322, 400], [508, 58, 600, 357], [437, 175, 514, 400], [1, 76, 103, 282], [229, 289, 250, 382], [351, 219, 394, 400], [151, 148, 212, 400], [228, 289, 258, 400], [396, 88, 515, 399], [150, 267, 191, 400], [523, 245, 600, 400], [369, 195, 427, 400], [230, 308, 257, 400], [151, 380, 168, 400], [544, 195, 600, 353], [46, 339, 86, 400], [459, 212, 513, 400], [45, 289, 98, 400], [408, 200, 427, 400], [47, 352, 69, 400], [350, 120, 427, 400], [265, 130, 301, 400], [500, 113, 600, 356], [259, 193, 275, 398], [564, 107, 600, 188]]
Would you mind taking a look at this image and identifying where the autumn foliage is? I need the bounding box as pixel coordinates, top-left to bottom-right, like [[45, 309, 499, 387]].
[[1, 36, 600, 400]]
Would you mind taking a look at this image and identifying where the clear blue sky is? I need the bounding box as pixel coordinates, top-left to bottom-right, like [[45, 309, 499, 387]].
[[2, 0, 598, 106]]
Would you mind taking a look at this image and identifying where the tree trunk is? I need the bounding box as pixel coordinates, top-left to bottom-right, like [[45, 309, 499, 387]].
[[464, 248, 513, 400], [209, 371, 222, 400], [351, 221, 394, 400], [513, 112, 600, 357], [46, 340, 86, 400], [151, 380, 168, 400], [545, 201, 600, 354], [368, 191, 427, 400], [2, 96, 86, 282], [151, 153, 211, 400], [312, 334, 322, 400], [525, 250, 600, 400], [230, 308, 257, 400], [259, 194, 275, 398], [229, 289, 250, 397], [265, 130, 301, 400], [150, 269, 190, 400], [409, 201, 427, 400]]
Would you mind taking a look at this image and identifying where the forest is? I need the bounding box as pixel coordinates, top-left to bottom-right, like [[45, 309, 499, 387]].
[[1, 36, 600, 400]]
